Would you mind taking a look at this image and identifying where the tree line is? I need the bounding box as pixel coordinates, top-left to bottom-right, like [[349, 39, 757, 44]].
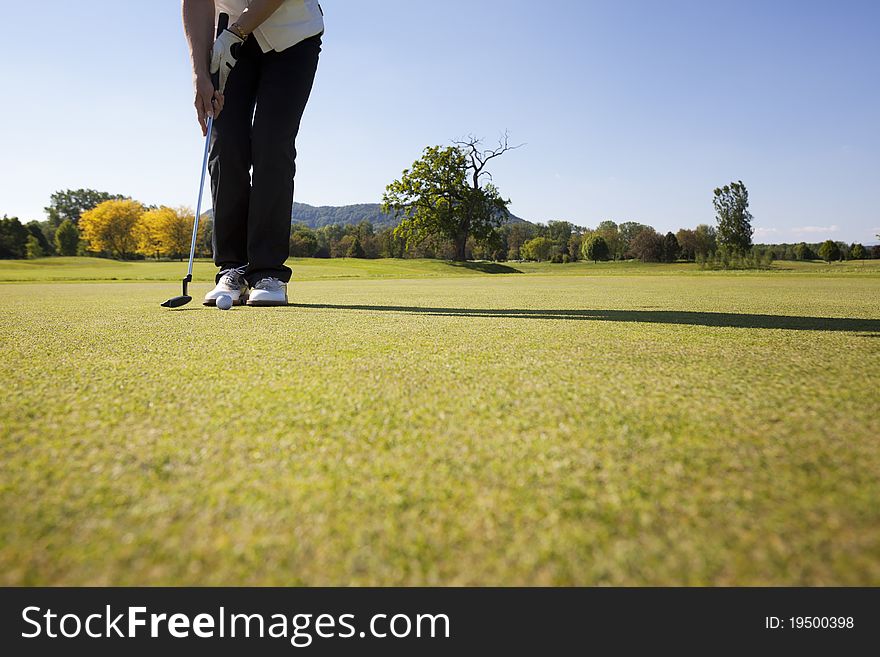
[[0, 190, 210, 260], [2, 164, 877, 264]]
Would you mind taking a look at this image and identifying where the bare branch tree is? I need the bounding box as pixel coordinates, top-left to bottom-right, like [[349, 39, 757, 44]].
[[452, 131, 525, 189]]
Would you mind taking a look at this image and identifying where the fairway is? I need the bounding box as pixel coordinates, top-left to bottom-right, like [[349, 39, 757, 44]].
[[2, 260, 879, 585]]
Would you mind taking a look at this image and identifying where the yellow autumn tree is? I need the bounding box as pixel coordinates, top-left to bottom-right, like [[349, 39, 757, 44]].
[[135, 209, 164, 260], [79, 199, 144, 259], [159, 206, 195, 260], [135, 205, 193, 260], [135, 206, 195, 260]]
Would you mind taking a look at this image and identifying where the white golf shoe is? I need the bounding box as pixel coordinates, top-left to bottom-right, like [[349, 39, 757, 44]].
[[203, 267, 249, 306], [246, 277, 288, 306]]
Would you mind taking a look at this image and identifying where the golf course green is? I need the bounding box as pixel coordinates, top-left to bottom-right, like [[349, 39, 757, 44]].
[[2, 257, 879, 585]]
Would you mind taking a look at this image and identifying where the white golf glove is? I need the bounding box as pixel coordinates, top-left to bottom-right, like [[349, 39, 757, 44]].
[[210, 29, 244, 94]]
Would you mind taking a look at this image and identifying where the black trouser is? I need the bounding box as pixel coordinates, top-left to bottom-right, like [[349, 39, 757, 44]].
[[209, 34, 321, 285]]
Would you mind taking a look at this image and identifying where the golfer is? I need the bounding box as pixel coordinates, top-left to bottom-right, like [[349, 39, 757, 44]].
[[182, 0, 323, 306]]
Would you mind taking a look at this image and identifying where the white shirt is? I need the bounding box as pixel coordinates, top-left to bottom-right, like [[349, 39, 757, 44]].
[[215, 0, 324, 54]]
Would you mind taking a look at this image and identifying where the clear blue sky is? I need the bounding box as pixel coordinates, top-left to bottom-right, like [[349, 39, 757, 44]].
[[2, 0, 878, 243]]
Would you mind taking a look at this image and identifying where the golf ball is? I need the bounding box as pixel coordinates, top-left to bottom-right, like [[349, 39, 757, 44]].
[[216, 294, 233, 311]]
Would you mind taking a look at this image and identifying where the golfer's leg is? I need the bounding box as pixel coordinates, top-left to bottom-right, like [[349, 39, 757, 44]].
[[246, 35, 321, 285], [209, 38, 260, 280]]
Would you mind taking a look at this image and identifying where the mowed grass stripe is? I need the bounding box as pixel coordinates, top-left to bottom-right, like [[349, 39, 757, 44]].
[[2, 256, 879, 282]]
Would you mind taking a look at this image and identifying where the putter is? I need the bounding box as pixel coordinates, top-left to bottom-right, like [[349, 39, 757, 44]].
[[162, 13, 229, 308]]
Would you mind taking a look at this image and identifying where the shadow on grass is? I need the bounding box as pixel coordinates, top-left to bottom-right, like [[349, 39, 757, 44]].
[[445, 261, 523, 274], [287, 303, 880, 332]]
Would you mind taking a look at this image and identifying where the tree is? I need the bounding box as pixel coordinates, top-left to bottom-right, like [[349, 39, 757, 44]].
[[346, 235, 366, 258], [135, 209, 164, 260], [354, 220, 374, 241], [79, 199, 144, 258], [45, 188, 125, 227], [595, 220, 622, 259], [0, 215, 29, 259], [383, 134, 519, 261], [581, 235, 609, 262], [628, 228, 664, 262], [713, 181, 753, 255], [159, 207, 193, 259], [25, 221, 53, 255], [547, 220, 573, 254], [332, 234, 354, 258], [676, 229, 697, 261], [567, 233, 583, 261], [54, 219, 81, 256], [693, 224, 717, 258], [134, 206, 192, 260], [662, 231, 680, 263], [196, 217, 212, 258], [472, 229, 507, 261], [794, 242, 815, 261], [520, 236, 555, 261], [618, 221, 650, 259], [504, 222, 535, 260], [850, 243, 866, 260], [817, 240, 841, 262], [378, 226, 406, 258], [289, 224, 318, 257], [26, 234, 44, 259]]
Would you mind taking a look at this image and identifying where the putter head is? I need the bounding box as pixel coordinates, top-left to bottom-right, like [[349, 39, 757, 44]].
[[161, 275, 194, 308], [161, 295, 192, 308]]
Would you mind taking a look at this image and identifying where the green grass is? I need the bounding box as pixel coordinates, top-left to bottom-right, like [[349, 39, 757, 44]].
[[3, 256, 879, 282], [1, 259, 879, 585]]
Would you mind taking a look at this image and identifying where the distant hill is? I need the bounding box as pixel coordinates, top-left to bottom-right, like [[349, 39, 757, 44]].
[[291, 202, 530, 229], [203, 203, 529, 228], [292, 203, 398, 229]]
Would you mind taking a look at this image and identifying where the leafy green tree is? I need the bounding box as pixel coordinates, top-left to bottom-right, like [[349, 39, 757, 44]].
[[54, 219, 81, 256], [289, 224, 318, 257], [195, 216, 212, 258], [472, 229, 507, 261], [693, 224, 717, 258], [547, 221, 574, 250], [596, 220, 622, 259], [567, 233, 583, 261], [713, 181, 753, 255], [629, 228, 664, 262], [817, 240, 841, 262], [794, 242, 815, 261], [25, 234, 44, 259], [521, 236, 555, 261], [354, 220, 374, 241], [662, 231, 680, 263], [849, 243, 866, 260], [25, 221, 53, 255], [383, 135, 517, 261], [45, 188, 125, 227], [346, 236, 366, 258], [581, 235, 609, 262], [378, 226, 406, 258], [504, 222, 535, 260], [0, 215, 29, 258], [676, 228, 698, 261], [331, 234, 353, 258]]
